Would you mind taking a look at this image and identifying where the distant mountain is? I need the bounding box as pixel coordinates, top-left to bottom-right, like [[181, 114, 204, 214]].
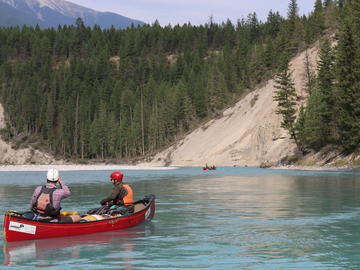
[[0, 0, 145, 29]]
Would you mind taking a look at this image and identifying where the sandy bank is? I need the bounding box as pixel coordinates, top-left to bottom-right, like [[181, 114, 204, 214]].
[[0, 164, 178, 172], [147, 43, 321, 167]]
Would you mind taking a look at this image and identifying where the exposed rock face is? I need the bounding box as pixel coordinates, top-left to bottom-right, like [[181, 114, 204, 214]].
[[147, 45, 320, 167], [0, 104, 60, 165]]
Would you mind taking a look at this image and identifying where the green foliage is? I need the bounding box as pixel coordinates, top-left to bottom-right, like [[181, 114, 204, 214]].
[[273, 58, 298, 140], [287, 0, 299, 19], [315, 40, 335, 139], [335, 0, 360, 152], [295, 0, 359, 153], [0, 1, 353, 161], [299, 40, 335, 150], [295, 105, 306, 149]]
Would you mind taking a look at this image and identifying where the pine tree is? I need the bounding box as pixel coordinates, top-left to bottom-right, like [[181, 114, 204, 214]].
[[301, 88, 323, 149], [303, 49, 316, 94], [316, 40, 335, 145], [206, 60, 228, 113], [324, 0, 331, 8], [286, 0, 302, 53], [300, 40, 335, 150], [273, 57, 298, 141], [295, 105, 308, 152], [336, 0, 360, 152], [313, 0, 325, 36], [288, 0, 299, 20]]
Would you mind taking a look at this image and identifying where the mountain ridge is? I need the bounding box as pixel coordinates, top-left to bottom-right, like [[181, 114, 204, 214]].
[[0, 0, 145, 29]]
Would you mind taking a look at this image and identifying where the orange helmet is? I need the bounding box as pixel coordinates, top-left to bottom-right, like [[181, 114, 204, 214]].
[[110, 171, 123, 182]]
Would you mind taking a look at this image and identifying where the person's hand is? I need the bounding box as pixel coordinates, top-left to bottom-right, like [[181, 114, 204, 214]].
[[100, 200, 108, 206], [57, 177, 63, 186]]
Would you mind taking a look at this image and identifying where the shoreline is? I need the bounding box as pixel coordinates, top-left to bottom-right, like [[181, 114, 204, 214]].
[[0, 164, 179, 172], [270, 165, 360, 172], [0, 164, 358, 172]]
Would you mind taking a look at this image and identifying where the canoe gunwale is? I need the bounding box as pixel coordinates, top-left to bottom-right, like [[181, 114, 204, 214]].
[[5, 195, 154, 225], [3, 194, 156, 242]]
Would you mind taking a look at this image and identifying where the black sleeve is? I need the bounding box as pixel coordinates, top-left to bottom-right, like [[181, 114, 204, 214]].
[[100, 187, 120, 205], [100, 186, 127, 205]]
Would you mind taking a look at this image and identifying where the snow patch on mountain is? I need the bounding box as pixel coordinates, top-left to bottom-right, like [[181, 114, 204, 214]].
[[0, 0, 144, 28], [1, 0, 97, 18], [37, 0, 97, 16]]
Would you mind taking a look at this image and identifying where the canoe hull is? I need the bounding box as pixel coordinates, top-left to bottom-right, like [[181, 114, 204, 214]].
[[3, 194, 155, 242]]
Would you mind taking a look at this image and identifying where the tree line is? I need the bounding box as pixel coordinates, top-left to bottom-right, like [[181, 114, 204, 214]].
[[0, 0, 348, 162]]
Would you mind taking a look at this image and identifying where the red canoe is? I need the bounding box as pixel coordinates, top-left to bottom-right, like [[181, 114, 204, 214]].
[[3, 195, 155, 242], [203, 168, 216, 170]]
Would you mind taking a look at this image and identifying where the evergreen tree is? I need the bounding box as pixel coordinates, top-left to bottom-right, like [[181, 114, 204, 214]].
[[301, 88, 323, 149], [295, 105, 306, 150], [323, 0, 332, 8], [336, 0, 360, 152], [315, 40, 335, 144], [286, 0, 302, 53], [300, 40, 335, 150], [313, 0, 325, 36], [287, 0, 299, 20], [273, 57, 298, 141], [303, 49, 316, 94]]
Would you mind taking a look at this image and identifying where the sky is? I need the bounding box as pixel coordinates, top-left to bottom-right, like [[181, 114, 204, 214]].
[[67, 0, 316, 26]]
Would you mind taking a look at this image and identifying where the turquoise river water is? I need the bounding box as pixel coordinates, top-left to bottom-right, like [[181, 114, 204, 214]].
[[0, 167, 359, 269]]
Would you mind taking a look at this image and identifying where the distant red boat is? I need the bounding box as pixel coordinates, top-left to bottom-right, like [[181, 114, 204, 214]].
[[203, 167, 216, 170], [3, 195, 155, 242]]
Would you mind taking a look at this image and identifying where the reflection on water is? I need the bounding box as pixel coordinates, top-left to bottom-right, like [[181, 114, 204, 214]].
[[3, 223, 154, 267], [179, 174, 360, 219], [1, 168, 360, 269], [154, 173, 360, 269]]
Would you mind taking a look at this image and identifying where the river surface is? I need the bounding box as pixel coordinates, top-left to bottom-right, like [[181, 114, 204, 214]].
[[0, 167, 359, 269]]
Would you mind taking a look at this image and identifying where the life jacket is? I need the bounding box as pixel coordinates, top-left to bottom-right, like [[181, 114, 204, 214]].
[[123, 184, 133, 205], [32, 186, 60, 216]]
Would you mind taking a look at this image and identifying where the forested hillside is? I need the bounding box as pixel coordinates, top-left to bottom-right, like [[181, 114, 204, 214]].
[[0, 0, 356, 163], [274, 0, 360, 155]]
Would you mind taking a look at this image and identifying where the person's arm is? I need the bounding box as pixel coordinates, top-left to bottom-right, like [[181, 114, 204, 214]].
[[57, 177, 71, 198], [29, 186, 41, 210], [50, 178, 72, 211], [100, 186, 127, 206], [100, 186, 120, 206]]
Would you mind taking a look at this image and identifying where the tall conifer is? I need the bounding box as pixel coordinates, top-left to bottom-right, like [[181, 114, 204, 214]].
[[336, 0, 360, 151], [273, 56, 298, 141]]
